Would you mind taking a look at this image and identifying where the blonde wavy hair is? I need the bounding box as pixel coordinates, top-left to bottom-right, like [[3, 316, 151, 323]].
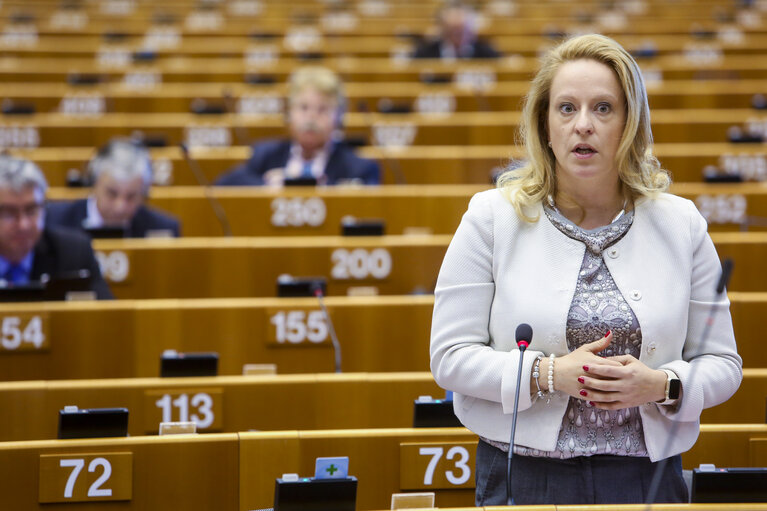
[[497, 34, 670, 222]]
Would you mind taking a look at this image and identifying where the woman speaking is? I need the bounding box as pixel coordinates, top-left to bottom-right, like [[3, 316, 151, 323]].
[[430, 34, 742, 505]]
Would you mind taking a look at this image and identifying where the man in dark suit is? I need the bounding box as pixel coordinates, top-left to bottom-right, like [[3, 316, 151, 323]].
[[46, 139, 180, 238], [0, 154, 112, 299], [413, 1, 500, 60], [215, 66, 380, 186]]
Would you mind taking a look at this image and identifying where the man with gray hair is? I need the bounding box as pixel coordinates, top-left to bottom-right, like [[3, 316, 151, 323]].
[[0, 154, 112, 298], [47, 138, 180, 237]]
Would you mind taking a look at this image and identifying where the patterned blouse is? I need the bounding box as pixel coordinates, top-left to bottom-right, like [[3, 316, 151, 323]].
[[486, 204, 649, 459]]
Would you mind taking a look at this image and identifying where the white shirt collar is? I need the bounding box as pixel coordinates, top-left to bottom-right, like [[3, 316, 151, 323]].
[[284, 143, 332, 180], [84, 195, 104, 228]]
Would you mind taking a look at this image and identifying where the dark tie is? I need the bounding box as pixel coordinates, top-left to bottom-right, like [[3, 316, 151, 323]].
[[3, 264, 25, 285]]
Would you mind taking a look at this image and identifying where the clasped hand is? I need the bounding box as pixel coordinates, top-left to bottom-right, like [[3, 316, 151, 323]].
[[552, 331, 667, 410]]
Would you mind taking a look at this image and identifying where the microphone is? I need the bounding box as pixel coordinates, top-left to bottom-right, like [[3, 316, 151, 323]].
[[312, 282, 342, 373], [507, 322, 532, 505], [644, 258, 734, 507], [179, 143, 233, 237]]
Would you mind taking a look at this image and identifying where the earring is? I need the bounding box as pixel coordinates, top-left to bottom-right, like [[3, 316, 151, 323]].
[[547, 141, 552, 147]]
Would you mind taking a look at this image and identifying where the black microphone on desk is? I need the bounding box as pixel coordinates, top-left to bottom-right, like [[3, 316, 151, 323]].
[[179, 142, 233, 237], [311, 282, 342, 373], [644, 258, 734, 508], [507, 322, 532, 506]]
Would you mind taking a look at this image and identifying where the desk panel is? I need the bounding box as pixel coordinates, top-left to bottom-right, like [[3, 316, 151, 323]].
[[0, 296, 434, 380], [0, 109, 757, 148], [0, 12, 753, 40], [90, 235, 449, 298], [238, 428, 476, 511], [238, 425, 767, 511], [0, 433, 239, 510], [84, 232, 767, 298], [0, 372, 443, 441], [3, 54, 767, 84], [13, 143, 767, 187], [701, 368, 767, 424], [2, 79, 766, 114], [8, 33, 767, 60], [0, 292, 762, 382], [43, 183, 767, 237]]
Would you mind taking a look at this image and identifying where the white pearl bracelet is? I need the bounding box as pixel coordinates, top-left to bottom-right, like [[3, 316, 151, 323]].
[[547, 353, 556, 398]]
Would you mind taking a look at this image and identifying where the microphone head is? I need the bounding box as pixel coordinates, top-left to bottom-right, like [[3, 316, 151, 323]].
[[515, 323, 533, 348], [716, 258, 734, 294]]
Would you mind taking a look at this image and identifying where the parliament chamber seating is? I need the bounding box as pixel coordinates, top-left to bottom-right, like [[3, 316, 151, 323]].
[[1, 425, 766, 510], [38, 182, 767, 236], [0, 368, 766, 442], [0, 292, 763, 382], [0, 109, 760, 147], [3, 0, 767, 509], [10, 143, 767, 186], [76, 232, 767, 297], [2, 79, 767, 114]]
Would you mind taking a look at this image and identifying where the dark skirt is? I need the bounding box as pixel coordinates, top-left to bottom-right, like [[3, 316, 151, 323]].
[[475, 439, 689, 505]]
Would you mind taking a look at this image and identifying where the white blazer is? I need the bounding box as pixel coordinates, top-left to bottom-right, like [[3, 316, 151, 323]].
[[430, 189, 742, 461]]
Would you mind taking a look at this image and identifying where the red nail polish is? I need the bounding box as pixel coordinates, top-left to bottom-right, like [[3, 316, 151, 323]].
[[583, 365, 589, 372], [605, 330, 611, 337], [577, 377, 585, 384], [588, 401, 596, 406], [579, 390, 588, 396]]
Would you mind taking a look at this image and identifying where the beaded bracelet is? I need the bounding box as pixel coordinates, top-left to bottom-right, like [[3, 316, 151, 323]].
[[532, 355, 544, 401], [547, 353, 556, 401]]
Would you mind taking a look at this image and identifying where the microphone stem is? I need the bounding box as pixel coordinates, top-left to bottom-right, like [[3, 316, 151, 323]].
[[180, 145, 233, 237], [507, 344, 526, 506], [315, 290, 342, 373]]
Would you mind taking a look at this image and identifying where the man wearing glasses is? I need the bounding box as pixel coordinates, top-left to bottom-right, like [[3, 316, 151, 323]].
[[0, 154, 112, 298]]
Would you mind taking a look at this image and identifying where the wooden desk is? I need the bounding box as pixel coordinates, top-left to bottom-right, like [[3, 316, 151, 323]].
[[238, 428, 477, 510], [3, 11, 758, 39], [42, 183, 767, 237], [238, 425, 767, 511], [90, 235, 448, 298], [0, 295, 435, 380], [0, 0, 743, 20], [13, 143, 767, 186], [82, 232, 767, 298], [0, 293, 762, 383], [1, 79, 765, 115], [4, 425, 760, 511], [6, 32, 767, 60], [0, 372, 443, 441], [701, 368, 767, 425], [1, 365, 764, 442], [0, 433, 239, 510], [0, 109, 759, 148], [2, 54, 767, 84]]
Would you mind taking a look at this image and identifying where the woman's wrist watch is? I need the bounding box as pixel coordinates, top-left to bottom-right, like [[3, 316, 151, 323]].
[[658, 369, 681, 406]]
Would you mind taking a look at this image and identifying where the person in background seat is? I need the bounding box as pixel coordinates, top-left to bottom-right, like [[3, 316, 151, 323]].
[[46, 138, 180, 238], [0, 154, 112, 298], [215, 66, 380, 187]]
